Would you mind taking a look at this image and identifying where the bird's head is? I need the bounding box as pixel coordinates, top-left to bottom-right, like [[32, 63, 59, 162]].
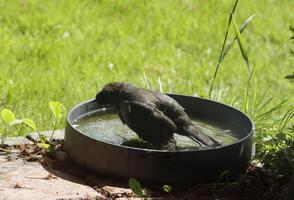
[[95, 82, 128, 106], [95, 90, 110, 106]]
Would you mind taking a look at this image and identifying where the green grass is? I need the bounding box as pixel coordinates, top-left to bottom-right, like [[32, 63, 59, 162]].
[[0, 1, 293, 196], [0, 0, 293, 138]]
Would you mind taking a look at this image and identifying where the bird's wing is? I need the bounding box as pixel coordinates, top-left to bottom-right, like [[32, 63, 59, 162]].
[[123, 100, 177, 131]]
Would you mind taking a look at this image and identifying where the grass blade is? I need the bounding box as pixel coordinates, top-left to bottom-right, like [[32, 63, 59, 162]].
[[231, 14, 254, 114], [143, 72, 151, 89], [256, 97, 274, 113], [221, 14, 256, 61], [232, 14, 249, 67], [279, 110, 294, 132], [244, 68, 254, 114], [208, 0, 240, 98], [256, 99, 288, 120], [157, 76, 163, 93], [239, 14, 256, 32]]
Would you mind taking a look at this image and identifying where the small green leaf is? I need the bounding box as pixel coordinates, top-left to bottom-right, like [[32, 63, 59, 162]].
[[1, 108, 16, 125], [128, 178, 144, 197], [23, 118, 37, 131], [49, 101, 63, 119], [162, 185, 172, 193]]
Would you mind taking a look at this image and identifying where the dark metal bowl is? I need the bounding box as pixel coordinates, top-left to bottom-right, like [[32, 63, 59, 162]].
[[64, 94, 254, 184]]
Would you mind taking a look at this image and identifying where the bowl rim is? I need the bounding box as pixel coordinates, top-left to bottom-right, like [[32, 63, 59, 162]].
[[66, 94, 255, 153]]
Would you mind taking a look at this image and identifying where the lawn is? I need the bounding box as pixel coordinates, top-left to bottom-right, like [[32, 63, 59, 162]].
[[0, 0, 293, 198], [0, 0, 293, 131]]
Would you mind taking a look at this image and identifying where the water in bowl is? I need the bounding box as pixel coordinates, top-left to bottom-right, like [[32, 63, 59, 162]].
[[74, 108, 239, 150]]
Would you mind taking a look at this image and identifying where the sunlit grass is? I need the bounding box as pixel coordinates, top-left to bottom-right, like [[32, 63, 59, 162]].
[[0, 0, 293, 137]]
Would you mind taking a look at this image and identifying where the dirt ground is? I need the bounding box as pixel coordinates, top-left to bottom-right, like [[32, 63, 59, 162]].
[[0, 142, 291, 200]]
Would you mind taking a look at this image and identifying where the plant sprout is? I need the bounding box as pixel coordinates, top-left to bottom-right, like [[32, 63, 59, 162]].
[[49, 101, 64, 140]]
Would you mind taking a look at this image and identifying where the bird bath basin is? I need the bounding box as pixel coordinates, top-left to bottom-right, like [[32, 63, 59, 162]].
[[64, 94, 254, 184]]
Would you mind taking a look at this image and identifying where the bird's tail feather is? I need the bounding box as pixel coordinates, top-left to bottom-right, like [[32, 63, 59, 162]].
[[183, 125, 221, 147]]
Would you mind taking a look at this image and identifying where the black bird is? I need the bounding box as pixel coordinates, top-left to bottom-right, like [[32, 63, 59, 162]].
[[95, 82, 221, 150]]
